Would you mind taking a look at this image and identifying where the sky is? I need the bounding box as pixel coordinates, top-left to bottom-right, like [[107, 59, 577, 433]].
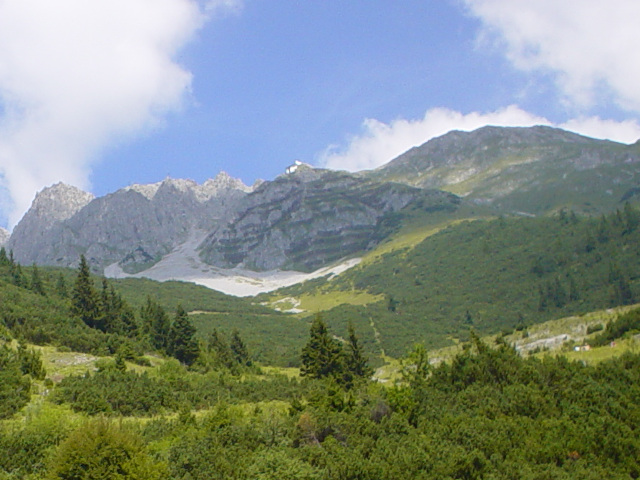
[[1, 0, 640, 229]]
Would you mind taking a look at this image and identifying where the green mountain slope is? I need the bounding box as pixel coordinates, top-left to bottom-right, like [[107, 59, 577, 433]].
[[370, 125, 640, 215], [0, 261, 303, 366], [267, 205, 640, 358]]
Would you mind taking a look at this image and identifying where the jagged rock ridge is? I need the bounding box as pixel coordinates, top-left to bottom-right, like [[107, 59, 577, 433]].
[[8, 172, 252, 271]]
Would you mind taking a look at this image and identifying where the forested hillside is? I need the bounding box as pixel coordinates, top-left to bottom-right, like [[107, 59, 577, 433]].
[[271, 204, 640, 357]]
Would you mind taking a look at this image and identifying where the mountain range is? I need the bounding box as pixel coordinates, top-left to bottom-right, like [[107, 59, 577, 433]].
[[4, 125, 640, 294]]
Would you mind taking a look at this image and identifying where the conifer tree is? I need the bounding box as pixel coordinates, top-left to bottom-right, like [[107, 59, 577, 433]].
[[609, 264, 634, 306], [55, 273, 68, 298], [230, 329, 250, 366], [623, 202, 639, 234], [0, 247, 8, 266], [10, 262, 26, 287], [168, 305, 199, 366], [345, 323, 373, 379], [207, 329, 233, 368], [300, 314, 344, 379], [71, 255, 100, 329], [30, 264, 46, 296], [141, 297, 171, 352], [97, 279, 136, 335]]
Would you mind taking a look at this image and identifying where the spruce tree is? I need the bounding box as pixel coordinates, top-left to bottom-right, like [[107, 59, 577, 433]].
[[300, 314, 344, 379], [0, 247, 8, 266], [345, 323, 373, 379], [71, 255, 100, 329], [624, 202, 639, 234], [97, 279, 136, 335], [141, 298, 171, 352], [168, 305, 199, 366], [30, 264, 46, 296], [7, 254, 26, 287], [207, 329, 233, 368], [230, 329, 250, 366], [55, 273, 68, 298]]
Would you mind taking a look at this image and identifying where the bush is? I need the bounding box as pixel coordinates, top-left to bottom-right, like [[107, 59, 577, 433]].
[[47, 418, 168, 480], [0, 345, 31, 419]]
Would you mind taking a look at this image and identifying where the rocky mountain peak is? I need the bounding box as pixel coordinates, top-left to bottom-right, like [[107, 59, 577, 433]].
[[7, 182, 95, 262], [125, 182, 161, 200], [157, 177, 199, 194], [28, 182, 94, 224], [125, 174, 252, 203], [200, 172, 253, 199]]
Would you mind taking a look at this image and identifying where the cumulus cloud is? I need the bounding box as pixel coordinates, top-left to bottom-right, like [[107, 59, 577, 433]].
[[464, 0, 640, 112], [0, 0, 238, 228], [318, 106, 640, 173]]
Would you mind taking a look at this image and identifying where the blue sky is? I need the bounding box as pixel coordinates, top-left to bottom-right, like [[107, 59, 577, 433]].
[[1, 0, 640, 228]]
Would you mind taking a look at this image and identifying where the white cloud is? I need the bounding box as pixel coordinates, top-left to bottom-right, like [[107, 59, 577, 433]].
[[318, 106, 640, 173], [559, 117, 640, 145], [0, 0, 239, 228], [464, 0, 640, 112]]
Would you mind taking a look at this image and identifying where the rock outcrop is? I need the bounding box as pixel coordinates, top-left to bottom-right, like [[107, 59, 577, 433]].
[[199, 166, 459, 271]]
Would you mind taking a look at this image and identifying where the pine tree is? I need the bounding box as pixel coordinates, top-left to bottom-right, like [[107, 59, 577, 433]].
[[610, 267, 634, 306], [207, 329, 233, 368], [168, 305, 199, 366], [230, 329, 250, 366], [0, 247, 8, 266], [141, 297, 171, 352], [55, 273, 68, 298], [345, 323, 373, 379], [10, 262, 26, 287], [30, 264, 46, 296], [300, 314, 344, 380], [97, 279, 136, 335], [623, 202, 639, 234], [71, 255, 100, 329]]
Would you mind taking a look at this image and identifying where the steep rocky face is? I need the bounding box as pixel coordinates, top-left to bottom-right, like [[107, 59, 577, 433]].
[[198, 167, 459, 271], [371, 125, 640, 214], [8, 173, 252, 271], [7, 183, 94, 261]]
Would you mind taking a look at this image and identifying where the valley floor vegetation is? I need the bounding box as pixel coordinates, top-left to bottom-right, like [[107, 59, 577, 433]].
[[2, 322, 640, 479], [2, 208, 640, 478]]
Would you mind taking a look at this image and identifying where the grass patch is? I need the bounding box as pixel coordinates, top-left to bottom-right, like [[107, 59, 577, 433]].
[[564, 336, 640, 364], [37, 346, 104, 382], [297, 290, 382, 313]]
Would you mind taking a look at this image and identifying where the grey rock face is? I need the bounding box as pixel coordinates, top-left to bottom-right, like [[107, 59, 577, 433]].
[[7, 182, 94, 263], [9, 173, 252, 271], [198, 168, 459, 271]]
